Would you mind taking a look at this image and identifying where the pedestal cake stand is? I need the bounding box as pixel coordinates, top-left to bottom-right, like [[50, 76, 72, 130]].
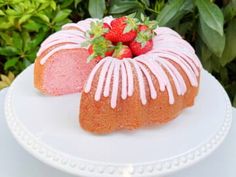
[[5, 65, 232, 177]]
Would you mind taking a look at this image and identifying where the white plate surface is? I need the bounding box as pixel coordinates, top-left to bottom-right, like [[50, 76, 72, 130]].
[[5, 65, 232, 177]]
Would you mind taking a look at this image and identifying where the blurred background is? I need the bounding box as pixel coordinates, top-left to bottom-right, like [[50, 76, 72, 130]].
[[0, 0, 235, 107]]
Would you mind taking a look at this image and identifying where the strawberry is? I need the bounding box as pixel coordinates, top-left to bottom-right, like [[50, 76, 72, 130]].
[[104, 16, 138, 43], [87, 36, 114, 62], [112, 42, 132, 59], [103, 23, 110, 30], [129, 30, 154, 56], [138, 24, 149, 31], [140, 13, 158, 31], [89, 21, 110, 38]]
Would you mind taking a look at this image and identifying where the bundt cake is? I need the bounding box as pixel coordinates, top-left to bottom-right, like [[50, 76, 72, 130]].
[[34, 15, 202, 134], [79, 19, 202, 134]]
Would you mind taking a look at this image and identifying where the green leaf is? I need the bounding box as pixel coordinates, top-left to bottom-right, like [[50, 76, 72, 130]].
[[198, 19, 225, 57], [123, 25, 132, 33], [4, 58, 18, 70], [175, 21, 193, 36], [140, 13, 145, 21], [140, 0, 150, 6], [210, 55, 222, 73], [195, 0, 224, 36], [60, 0, 73, 8], [18, 14, 31, 25], [0, 81, 9, 89], [0, 10, 5, 16], [109, 0, 141, 14], [195, 37, 213, 72], [157, 0, 193, 27], [29, 30, 48, 48], [8, 72, 15, 81], [233, 95, 236, 107], [53, 9, 72, 23], [0, 32, 12, 45], [88, 0, 106, 18], [12, 32, 23, 50], [0, 74, 11, 84], [5, 8, 18, 15], [219, 19, 236, 66], [36, 13, 50, 23], [0, 46, 18, 56], [50, 1, 56, 10], [0, 20, 13, 29], [23, 59, 31, 67], [23, 20, 41, 31], [22, 31, 31, 51], [26, 52, 37, 62], [223, 1, 236, 23], [74, 0, 82, 8], [219, 67, 228, 85]]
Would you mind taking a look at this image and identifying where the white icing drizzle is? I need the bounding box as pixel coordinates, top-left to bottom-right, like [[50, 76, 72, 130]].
[[123, 60, 134, 97], [121, 62, 128, 100], [37, 38, 84, 57], [158, 57, 187, 95], [152, 59, 175, 104], [104, 59, 115, 97], [137, 62, 157, 99], [84, 59, 106, 93], [40, 30, 85, 47], [37, 19, 98, 64], [62, 23, 81, 30], [154, 51, 198, 87], [111, 60, 121, 108], [130, 60, 147, 105], [77, 18, 99, 32], [136, 57, 165, 92], [83, 26, 201, 108], [94, 59, 112, 101], [157, 58, 182, 95]]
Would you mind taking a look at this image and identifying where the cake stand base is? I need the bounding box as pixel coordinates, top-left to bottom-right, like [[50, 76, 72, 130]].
[[5, 65, 232, 177]]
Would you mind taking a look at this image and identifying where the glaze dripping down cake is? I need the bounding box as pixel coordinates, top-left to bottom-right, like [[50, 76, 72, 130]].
[[34, 15, 202, 134]]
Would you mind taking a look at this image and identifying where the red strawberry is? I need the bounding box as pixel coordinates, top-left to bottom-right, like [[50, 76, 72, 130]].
[[130, 40, 153, 56], [129, 30, 154, 56], [138, 24, 149, 31], [89, 21, 110, 38], [88, 46, 102, 61], [87, 36, 114, 62], [140, 14, 158, 31], [104, 16, 138, 43], [112, 42, 132, 59], [103, 23, 110, 30]]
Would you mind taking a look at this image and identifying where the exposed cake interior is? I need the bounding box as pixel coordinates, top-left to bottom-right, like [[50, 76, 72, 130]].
[[34, 48, 95, 95]]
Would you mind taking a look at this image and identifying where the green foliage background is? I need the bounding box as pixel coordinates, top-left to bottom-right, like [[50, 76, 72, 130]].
[[0, 0, 236, 107]]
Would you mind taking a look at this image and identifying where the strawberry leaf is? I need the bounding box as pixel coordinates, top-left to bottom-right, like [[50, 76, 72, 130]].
[[80, 40, 90, 47], [87, 54, 96, 63], [141, 13, 145, 21], [141, 41, 147, 48], [123, 25, 132, 33]]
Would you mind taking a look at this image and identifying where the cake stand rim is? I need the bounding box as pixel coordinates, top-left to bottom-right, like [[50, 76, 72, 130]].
[[4, 65, 233, 177]]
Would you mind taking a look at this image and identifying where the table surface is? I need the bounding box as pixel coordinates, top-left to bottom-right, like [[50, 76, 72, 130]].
[[1, 88, 236, 177]]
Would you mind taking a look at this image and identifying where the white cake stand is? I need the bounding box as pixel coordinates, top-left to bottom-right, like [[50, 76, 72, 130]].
[[5, 65, 232, 177]]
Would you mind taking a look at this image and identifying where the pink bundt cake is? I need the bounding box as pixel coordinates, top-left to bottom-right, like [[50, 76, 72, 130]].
[[34, 15, 202, 134]]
